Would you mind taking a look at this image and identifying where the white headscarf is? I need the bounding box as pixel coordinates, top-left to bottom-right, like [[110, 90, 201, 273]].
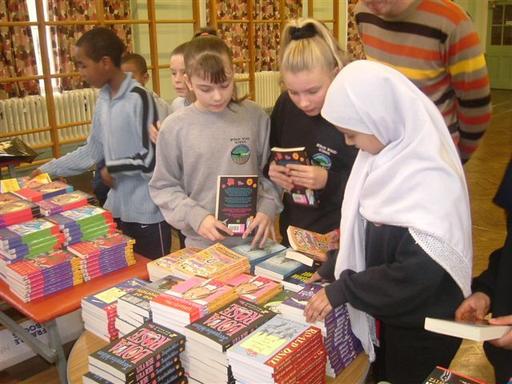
[[321, 60, 472, 361]]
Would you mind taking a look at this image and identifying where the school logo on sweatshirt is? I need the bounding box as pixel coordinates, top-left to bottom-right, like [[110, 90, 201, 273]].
[[231, 144, 251, 165], [312, 152, 332, 169]]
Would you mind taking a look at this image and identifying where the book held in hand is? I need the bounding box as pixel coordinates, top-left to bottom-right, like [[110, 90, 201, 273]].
[[215, 175, 258, 236], [424, 317, 512, 342], [271, 146, 317, 207], [285, 225, 338, 266], [423, 366, 486, 384]]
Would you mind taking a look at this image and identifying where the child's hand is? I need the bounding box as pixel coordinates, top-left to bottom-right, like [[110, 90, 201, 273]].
[[488, 315, 512, 349], [198, 215, 233, 242], [326, 228, 340, 249], [100, 167, 115, 188], [149, 122, 159, 144], [306, 271, 323, 283], [268, 162, 294, 191], [455, 292, 491, 322], [304, 288, 332, 323], [30, 168, 43, 179], [242, 212, 275, 249], [287, 164, 328, 190]]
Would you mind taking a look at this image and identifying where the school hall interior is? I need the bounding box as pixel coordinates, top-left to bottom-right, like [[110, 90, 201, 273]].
[[0, 0, 511, 383]]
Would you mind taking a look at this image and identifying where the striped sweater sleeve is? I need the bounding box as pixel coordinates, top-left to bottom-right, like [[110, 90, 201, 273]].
[[443, 7, 491, 161], [105, 86, 157, 176]]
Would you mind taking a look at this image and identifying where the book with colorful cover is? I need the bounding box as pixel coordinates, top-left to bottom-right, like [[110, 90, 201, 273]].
[[286, 225, 338, 266], [262, 289, 295, 314], [185, 299, 276, 352], [36, 190, 97, 216], [422, 366, 487, 384], [0, 173, 52, 193], [81, 278, 148, 318], [0, 193, 41, 227], [67, 233, 134, 259], [226, 273, 283, 305], [13, 180, 74, 202], [48, 205, 113, 228], [227, 315, 323, 374], [88, 322, 185, 383], [280, 283, 323, 318], [215, 175, 258, 236], [117, 286, 163, 319], [281, 265, 317, 292], [254, 250, 305, 281], [146, 247, 200, 281], [0, 218, 60, 248], [173, 243, 249, 281], [230, 239, 287, 269], [5, 249, 78, 281], [271, 147, 316, 207], [166, 276, 238, 315]]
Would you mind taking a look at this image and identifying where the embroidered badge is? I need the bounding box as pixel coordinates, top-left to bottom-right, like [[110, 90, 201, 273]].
[[231, 144, 251, 165]]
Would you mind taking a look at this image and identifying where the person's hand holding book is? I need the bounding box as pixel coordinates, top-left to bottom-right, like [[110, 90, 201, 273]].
[[198, 214, 233, 242], [287, 164, 328, 190], [268, 161, 294, 191], [455, 291, 491, 322], [488, 315, 512, 349]]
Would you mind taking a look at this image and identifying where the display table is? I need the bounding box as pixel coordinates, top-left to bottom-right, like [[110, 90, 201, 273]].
[[0, 254, 150, 384], [67, 330, 369, 384]]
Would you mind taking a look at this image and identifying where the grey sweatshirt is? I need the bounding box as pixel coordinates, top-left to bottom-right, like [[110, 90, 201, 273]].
[[149, 99, 282, 248], [41, 73, 164, 224]]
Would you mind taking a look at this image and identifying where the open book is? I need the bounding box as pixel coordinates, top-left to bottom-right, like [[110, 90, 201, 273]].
[[285, 225, 339, 266], [424, 317, 511, 342]]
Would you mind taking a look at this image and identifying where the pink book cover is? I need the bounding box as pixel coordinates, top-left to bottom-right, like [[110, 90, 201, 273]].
[[226, 274, 281, 303], [167, 276, 236, 310]]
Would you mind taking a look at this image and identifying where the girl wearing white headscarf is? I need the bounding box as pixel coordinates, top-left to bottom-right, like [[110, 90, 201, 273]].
[[304, 60, 472, 384]]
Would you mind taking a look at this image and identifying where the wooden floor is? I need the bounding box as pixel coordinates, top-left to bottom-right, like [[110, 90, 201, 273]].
[[0, 90, 510, 384]]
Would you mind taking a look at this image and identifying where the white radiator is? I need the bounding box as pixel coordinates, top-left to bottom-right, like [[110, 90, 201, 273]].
[[0, 88, 97, 148], [0, 73, 280, 149], [236, 71, 281, 110]]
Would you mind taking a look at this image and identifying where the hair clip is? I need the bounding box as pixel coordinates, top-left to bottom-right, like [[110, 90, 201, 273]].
[[289, 24, 317, 40]]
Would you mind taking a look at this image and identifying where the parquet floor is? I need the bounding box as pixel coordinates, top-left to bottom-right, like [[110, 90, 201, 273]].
[[0, 90, 510, 384]]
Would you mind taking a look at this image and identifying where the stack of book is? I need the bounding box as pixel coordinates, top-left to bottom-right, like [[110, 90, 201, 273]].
[[230, 239, 287, 273], [0, 193, 41, 228], [36, 190, 97, 216], [47, 205, 116, 245], [254, 250, 305, 282], [170, 243, 250, 282], [80, 278, 148, 341], [13, 180, 74, 202], [146, 247, 200, 282], [3, 249, 82, 302], [67, 233, 135, 281], [227, 315, 326, 384], [85, 322, 186, 384], [150, 276, 238, 335], [226, 273, 283, 305], [115, 276, 183, 337], [0, 218, 65, 263], [183, 299, 276, 384], [278, 284, 363, 377]]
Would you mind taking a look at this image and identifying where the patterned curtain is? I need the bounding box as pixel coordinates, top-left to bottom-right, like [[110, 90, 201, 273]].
[[46, 0, 133, 91], [347, 0, 366, 60], [207, 0, 302, 73], [0, 0, 40, 98]]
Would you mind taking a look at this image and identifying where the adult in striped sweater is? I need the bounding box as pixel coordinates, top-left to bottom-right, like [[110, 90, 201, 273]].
[[355, 0, 491, 163]]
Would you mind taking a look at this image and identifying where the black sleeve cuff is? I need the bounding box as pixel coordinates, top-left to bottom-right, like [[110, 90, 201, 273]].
[[325, 272, 351, 308], [317, 249, 338, 280]]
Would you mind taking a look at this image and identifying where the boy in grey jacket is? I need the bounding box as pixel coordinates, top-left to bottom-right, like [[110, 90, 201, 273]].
[[34, 28, 171, 259]]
